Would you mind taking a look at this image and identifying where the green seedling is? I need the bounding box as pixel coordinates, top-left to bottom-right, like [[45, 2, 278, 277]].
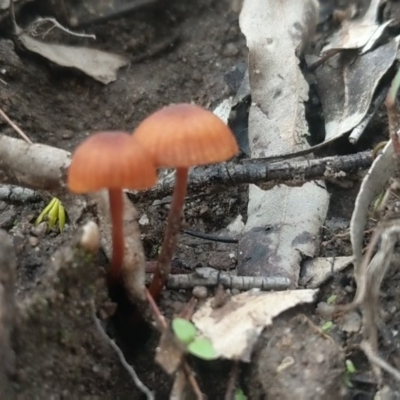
[[172, 317, 217, 361], [326, 294, 337, 305], [36, 197, 66, 232], [172, 318, 197, 344], [344, 359, 356, 388], [235, 388, 248, 400], [321, 320, 334, 332]]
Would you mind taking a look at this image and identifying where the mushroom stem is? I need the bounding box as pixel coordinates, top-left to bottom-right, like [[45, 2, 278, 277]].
[[149, 167, 188, 299], [108, 188, 125, 283]]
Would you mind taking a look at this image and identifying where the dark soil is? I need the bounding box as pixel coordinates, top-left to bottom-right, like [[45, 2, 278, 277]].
[[0, 0, 399, 399]]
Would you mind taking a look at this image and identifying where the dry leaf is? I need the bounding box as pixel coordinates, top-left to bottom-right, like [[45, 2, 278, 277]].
[[316, 37, 399, 142], [18, 34, 129, 84], [238, 0, 329, 285], [192, 289, 318, 362], [350, 141, 394, 271], [323, 0, 388, 52], [300, 256, 353, 288]]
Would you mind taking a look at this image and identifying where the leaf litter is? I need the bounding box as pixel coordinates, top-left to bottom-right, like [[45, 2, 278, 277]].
[[9, 2, 129, 84], [192, 288, 318, 361]]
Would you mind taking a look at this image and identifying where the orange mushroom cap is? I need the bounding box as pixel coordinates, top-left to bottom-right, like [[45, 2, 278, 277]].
[[68, 131, 157, 194], [132, 103, 239, 168]]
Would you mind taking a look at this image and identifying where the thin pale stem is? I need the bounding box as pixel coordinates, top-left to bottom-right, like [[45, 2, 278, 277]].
[[108, 188, 125, 283], [149, 167, 188, 299]]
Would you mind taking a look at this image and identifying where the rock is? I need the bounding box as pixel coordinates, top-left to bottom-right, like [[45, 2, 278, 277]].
[[248, 315, 346, 399]]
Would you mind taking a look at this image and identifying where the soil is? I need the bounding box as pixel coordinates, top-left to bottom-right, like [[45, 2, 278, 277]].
[[0, 0, 399, 399]]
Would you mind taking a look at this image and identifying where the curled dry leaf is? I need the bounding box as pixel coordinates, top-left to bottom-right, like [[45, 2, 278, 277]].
[[316, 37, 399, 142], [18, 34, 129, 84], [350, 141, 394, 274], [238, 0, 328, 286], [323, 0, 389, 52], [192, 288, 318, 362], [300, 256, 353, 289]]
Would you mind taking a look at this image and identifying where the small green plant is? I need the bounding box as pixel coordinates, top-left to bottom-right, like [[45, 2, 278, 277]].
[[326, 294, 337, 305], [234, 388, 248, 400], [344, 359, 356, 388], [321, 320, 334, 332], [36, 197, 66, 232], [172, 317, 216, 360]]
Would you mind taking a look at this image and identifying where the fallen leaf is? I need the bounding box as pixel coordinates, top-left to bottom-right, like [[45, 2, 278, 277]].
[[300, 256, 353, 288], [323, 0, 388, 52], [237, 0, 329, 285], [316, 37, 399, 142], [350, 141, 394, 272], [192, 289, 318, 362], [18, 33, 129, 84]]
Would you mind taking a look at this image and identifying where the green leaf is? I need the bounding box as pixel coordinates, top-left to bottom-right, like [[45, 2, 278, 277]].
[[35, 197, 57, 225], [345, 359, 356, 374], [326, 295, 337, 305], [235, 389, 248, 400], [321, 321, 333, 332], [187, 338, 216, 360], [172, 318, 197, 344]]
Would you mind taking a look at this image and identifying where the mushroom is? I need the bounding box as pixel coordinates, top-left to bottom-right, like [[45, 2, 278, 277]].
[[67, 131, 157, 285], [132, 103, 239, 299]]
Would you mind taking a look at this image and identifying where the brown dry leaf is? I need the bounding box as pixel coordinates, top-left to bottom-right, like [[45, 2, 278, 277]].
[[323, 0, 389, 53], [18, 34, 129, 84], [238, 0, 329, 285], [192, 289, 318, 362], [300, 256, 353, 288], [350, 141, 394, 273], [316, 37, 399, 142]]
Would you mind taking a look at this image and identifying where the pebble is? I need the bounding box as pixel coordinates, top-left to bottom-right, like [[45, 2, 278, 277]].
[[31, 221, 48, 237], [223, 42, 239, 57], [139, 214, 150, 226], [192, 286, 208, 299], [79, 221, 100, 254], [28, 236, 40, 247]]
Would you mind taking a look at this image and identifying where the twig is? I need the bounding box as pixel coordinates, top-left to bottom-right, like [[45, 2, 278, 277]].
[[0, 136, 373, 200], [166, 267, 290, 290], [182, 228, 238, 244], [27, 17, 96, 40], [224, 362, 239, 400], [0, 108, 32, 144], [361, 340, 400, 382], [386, 68, 400, 154], [91, 306, 154, 399], [128, 151, 373, 201], [0, 185, 42, 203], [145, 290, 204, 399]]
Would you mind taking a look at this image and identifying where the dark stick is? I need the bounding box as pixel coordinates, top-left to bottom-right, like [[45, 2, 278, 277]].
[[128, 151, 373, 201]]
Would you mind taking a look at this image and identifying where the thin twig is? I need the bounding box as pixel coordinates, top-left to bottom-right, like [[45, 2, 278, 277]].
[[182, 228, 238, 244], [128, 151, 373, 201], [224, 362, 239, 400], [386, 68, 400, 154], [361, 340, 400, 382], [28, 17, 96, 39], [0, 108, 32, 144], [166, 267, 291, 291], [145, 290, 204, 399], [91, 306, 154, 399]]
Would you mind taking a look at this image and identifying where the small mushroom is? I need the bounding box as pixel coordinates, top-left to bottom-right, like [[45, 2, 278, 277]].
[[133, 103, 238, 299], [67, 131, 157, 285]]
